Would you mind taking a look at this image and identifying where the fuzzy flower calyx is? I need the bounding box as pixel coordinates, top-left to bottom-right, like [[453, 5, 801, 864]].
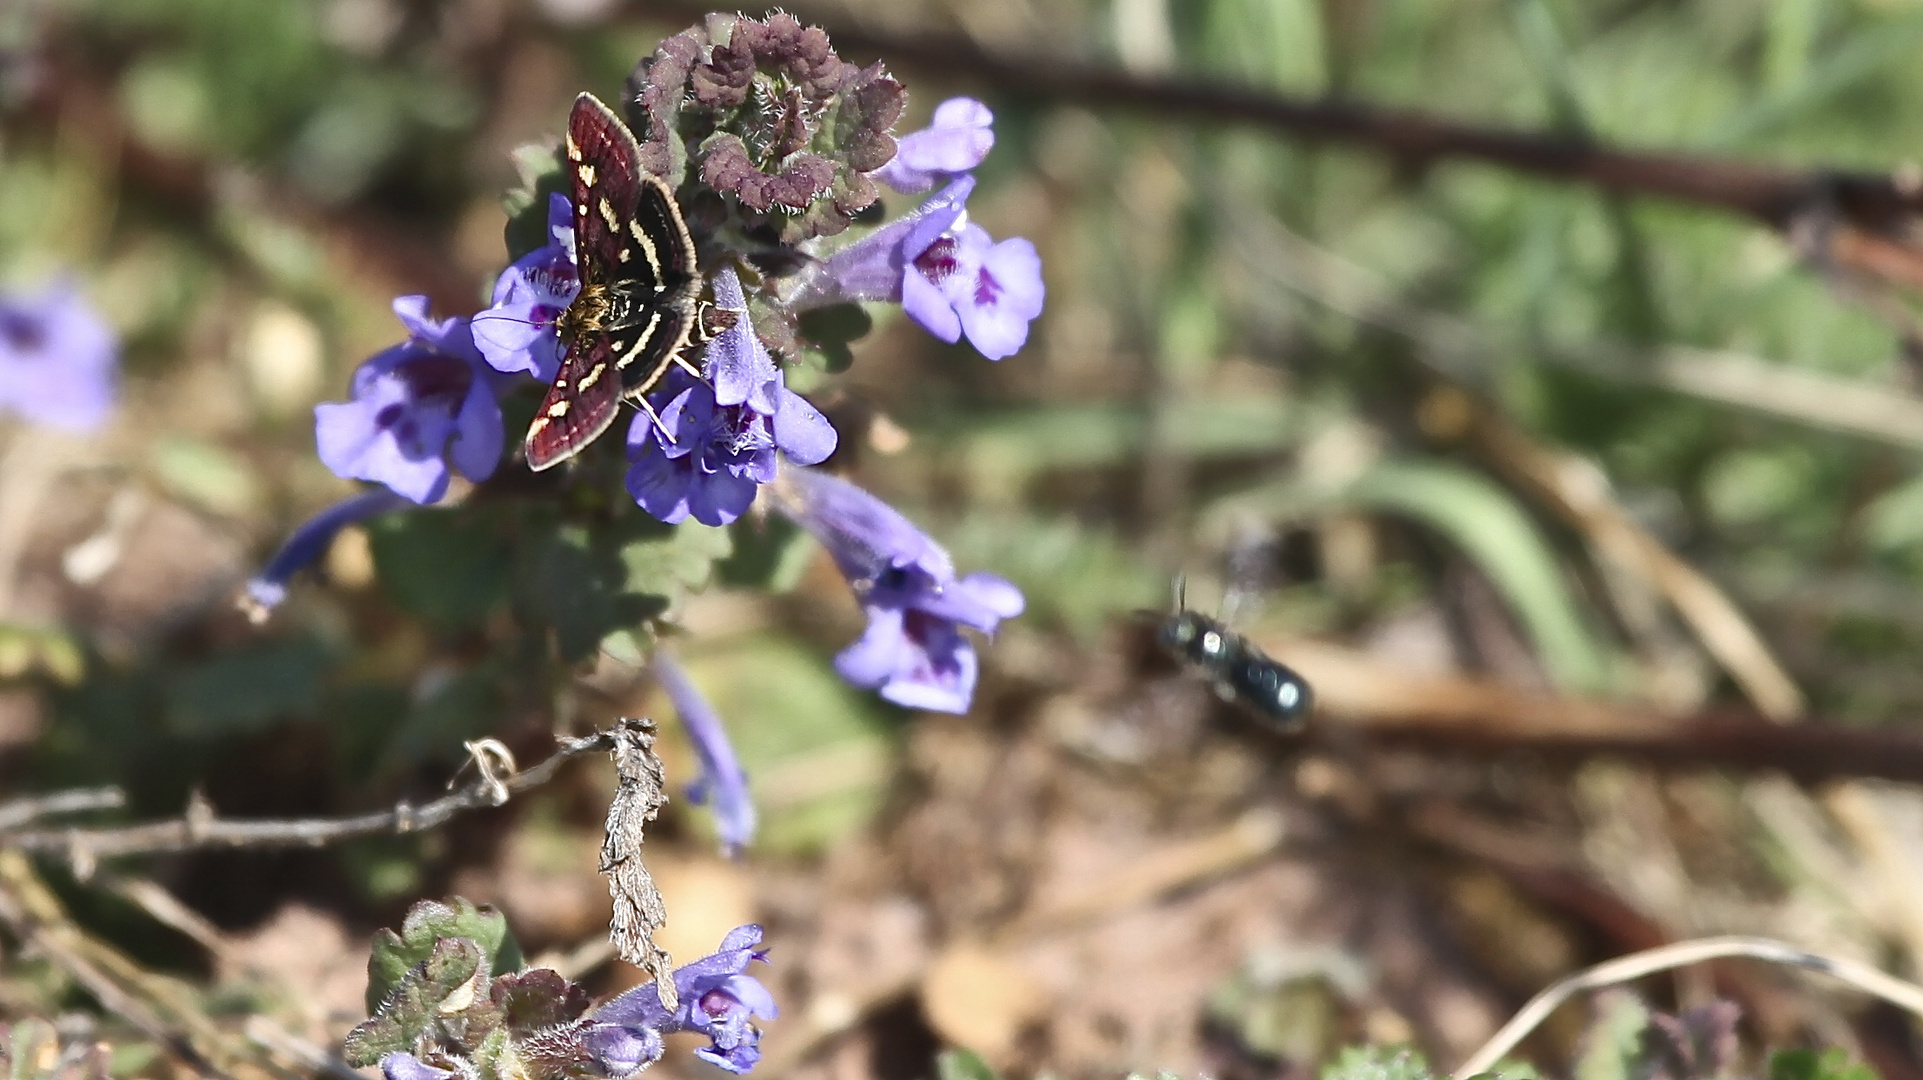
[[625, 12, 905, 243]]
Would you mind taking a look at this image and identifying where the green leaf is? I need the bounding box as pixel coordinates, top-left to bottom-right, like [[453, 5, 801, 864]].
[[516, 524, 662, 663], [503, 141, 566, 260], [152, 436, 259, 517], [1346, 460, 1614, 693], [1575, 992, 1650, 1080], [937, 1049, 1002, 1080], [0, 623, 85, 685], [368, 509, 513, 631], [1769, 1049, 1880, 1080], [364, 897, 524, 1013], [164, 638, 331, 736], [1321, 1046, 1433, 1080], [795, 302, 872, 373], [345, 937, 485, 1066], [621, 519, 733, 598], [717, 516, 812, 592]]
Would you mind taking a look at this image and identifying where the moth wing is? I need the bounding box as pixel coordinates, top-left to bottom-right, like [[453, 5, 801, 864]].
[[565, 93, 695, 296], [524, 337, 624, 472], [612, 301, 700, 398]]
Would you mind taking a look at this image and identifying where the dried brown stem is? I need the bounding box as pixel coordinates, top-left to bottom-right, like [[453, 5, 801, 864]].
[[0, 731, 613, 866]]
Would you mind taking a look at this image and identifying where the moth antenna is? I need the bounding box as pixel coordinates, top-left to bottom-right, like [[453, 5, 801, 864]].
[[635, 393, 674, 439], [672, 353, 704, 379]]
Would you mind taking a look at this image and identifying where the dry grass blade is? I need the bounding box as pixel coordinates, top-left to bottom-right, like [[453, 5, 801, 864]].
[[1455, 936, 1923, 1076]]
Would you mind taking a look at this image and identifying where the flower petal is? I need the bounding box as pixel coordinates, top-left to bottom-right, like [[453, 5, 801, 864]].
[[901, 266, 961, 344], [772, 387, 837, 466], [834, 606, 908, 689]]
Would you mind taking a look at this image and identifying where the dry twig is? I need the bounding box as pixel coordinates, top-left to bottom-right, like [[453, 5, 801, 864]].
[[0, 730, 614, 869], [600, 717, 677, 1009]]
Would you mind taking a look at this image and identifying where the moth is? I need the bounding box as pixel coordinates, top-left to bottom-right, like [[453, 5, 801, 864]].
[[525, 92, 705, 472]]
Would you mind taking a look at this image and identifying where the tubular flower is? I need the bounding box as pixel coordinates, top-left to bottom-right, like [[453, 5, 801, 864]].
[[583, 925, 777, 1075], [876, 97, 995, 193], [789, 176, 1045, 361], [625, 268, 835, 526], [772, 467, 1023, 713], [242, 488, 412, 621], [314, 296, 503, 505], [654, 653, 756, 856], [471, 193, 579, 383], [0, 278, 118, 432]]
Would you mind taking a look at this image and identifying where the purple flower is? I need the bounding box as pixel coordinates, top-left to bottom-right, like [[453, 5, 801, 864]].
[[790, 176, 1045, 361], [585, 925, 777, 1075], [314, 297, 503, 505], [908, 222, 1045, 361], [774, 467, 1023, 713], [876, 97, 995, 193], [654, 653, 756, 856], [624, 268, 836, 526], [471, 194, 578, 382], [242, 488, 411, 622], [0, 279, 118, 432]]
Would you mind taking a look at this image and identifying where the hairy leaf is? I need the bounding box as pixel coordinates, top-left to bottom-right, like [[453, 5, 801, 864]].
[[345, 937, 485, 1066], [365, 897, 524, 1013]]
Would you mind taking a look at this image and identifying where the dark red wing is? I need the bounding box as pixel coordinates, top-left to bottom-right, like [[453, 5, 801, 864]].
[[524, 337, 623, 472], [565, 93, 696, 295]]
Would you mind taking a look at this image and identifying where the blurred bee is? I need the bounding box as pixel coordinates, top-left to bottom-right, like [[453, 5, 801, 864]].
[[1156, 582, 1313, 732]]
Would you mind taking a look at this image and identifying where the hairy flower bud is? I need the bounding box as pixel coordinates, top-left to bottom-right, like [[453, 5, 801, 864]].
[[624, 13, 905, 244]]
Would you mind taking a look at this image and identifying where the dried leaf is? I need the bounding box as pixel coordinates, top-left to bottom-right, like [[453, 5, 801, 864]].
[[600, 717, 676, 1010]]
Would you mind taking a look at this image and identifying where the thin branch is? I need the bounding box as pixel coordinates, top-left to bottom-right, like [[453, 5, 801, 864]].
[[0, 787, 125, 832], [1454, 936, 1923, 1076], [0, 731, 614, 866]]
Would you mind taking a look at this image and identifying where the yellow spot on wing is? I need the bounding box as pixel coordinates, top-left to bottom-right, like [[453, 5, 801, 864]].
[[577, 163, 597, 187], [547, 400, 570, 418], [578, 363, 607, 390], [598, 198, 619, 231], [628, 219, 660, 273]]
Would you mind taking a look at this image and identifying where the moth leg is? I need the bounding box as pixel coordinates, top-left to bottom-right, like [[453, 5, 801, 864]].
[[693, 300, 744, 344]]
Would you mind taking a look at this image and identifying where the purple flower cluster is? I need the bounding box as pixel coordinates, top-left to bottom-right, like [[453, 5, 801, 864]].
[[0, 279, 118, 432], [582, 924, 777, 1075], [776, 467, 1023, 713], [791, 100, 1045, 362], [626, 267, 836, 526], [314, 297, 503, 505]]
